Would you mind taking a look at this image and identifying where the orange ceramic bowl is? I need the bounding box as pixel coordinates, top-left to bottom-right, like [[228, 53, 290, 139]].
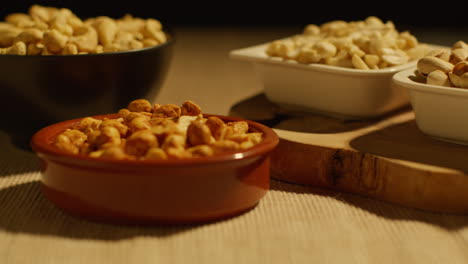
[[31, 114, 279, 225]]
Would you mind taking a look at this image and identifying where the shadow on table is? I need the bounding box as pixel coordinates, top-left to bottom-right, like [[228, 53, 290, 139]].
[[270, 179, 468, 230], [229, 93, 411, 133], [349, 119, 468, 173], [0, 130, 41, 177], [0, 181, 221, 240]]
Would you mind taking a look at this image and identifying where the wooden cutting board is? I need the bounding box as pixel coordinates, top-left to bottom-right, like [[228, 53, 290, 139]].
[[230, 94, 468, 214]]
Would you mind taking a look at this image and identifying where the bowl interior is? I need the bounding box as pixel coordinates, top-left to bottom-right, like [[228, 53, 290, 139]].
[[393, 68, 468, 97]]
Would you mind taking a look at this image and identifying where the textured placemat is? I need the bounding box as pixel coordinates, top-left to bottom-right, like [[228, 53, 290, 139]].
[[1, 128, 468, 264]]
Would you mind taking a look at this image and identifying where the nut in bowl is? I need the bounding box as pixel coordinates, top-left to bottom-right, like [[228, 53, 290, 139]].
[[0, 5, 174, 134], [392, 40, 468, 145], [30, 99, 279, 224], [230, 16, 438, 120]]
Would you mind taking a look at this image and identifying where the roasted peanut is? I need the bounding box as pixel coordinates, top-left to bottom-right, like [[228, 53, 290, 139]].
[[125, 129, 158, 157], [188, 145, 214, 157], [99, 146, 127, 159], [127, 99, 152, 112], [94, 126, 122, 149], [100, 118, 128, 137], [181, 101, 202, 116], [205, 116, 227, 140], [165, 147, 192, 159], [127, 116, 151, 133], [211, 140, 240, 154], [73, 116, 102, 135], [54, 99, 264, 160], [161, 134, 186, 150], [145, 147, 168, 160], [153, 104, 181, 118], [187, 121, 213, 146], [54, 129, 87, 154], [227, 121, 249, 134]]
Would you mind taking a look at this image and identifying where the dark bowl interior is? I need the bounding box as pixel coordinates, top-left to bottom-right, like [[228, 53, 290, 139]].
[[0, 35, 174, 148]]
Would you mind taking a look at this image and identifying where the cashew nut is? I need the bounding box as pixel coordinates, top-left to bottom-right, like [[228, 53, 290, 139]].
[[58, 8, 83, 31], [116, 14, 145, 33], [0, 25, 21, 47], [142, 18, 166, 43], [92, 17, 117, 46], [70, 25, 98, 52], [0, 5, 167, 55], [304, 24, 320, 35], [28, 4, 57, 23], [5, 13, 35, 28], [50, 10, 74, 36], [62, 43, 78, 55], [27, 42, 43, 55], [0, 41, 26, 55], [43, 29, 68, 53], [14, 28, 43, 44]]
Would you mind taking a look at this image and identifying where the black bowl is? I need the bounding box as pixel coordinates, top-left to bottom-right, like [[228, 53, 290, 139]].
[[0, 34, 174, 147]]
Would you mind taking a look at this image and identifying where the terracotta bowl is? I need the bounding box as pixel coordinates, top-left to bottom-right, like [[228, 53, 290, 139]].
[[31, 114, 279, 225]]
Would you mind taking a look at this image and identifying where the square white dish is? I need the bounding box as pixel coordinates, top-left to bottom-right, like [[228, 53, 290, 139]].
[[393, 67, 468, 145], [230, 43, 439, 120]]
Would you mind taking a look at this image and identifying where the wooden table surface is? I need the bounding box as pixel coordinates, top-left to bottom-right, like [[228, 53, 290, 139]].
[[1, 26, 468, 264]]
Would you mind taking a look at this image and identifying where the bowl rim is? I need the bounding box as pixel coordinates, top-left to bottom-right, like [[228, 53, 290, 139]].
[[31, 113, 280, 168], [230, 42, 448, 76], [393, 67, 468, 97], [0, 31, 174, 58]]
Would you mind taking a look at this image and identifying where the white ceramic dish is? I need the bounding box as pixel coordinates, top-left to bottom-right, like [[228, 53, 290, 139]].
[[230, 43, 436, 120], [393, 67, 468, 145]]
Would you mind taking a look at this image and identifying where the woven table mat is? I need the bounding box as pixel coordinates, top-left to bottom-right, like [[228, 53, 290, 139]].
[[1, 132, 468, 264]]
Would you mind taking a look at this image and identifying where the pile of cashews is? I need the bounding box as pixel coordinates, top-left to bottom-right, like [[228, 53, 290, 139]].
[[0, 4, 168, 55], [266, 16, 430, 70]]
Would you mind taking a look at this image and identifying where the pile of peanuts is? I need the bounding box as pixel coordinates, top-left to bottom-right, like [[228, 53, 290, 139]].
[[266, 16, 430, 70], [0, 4, 167, 55], [415, 40, 468, 88], [54, 99, 263, 160]]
